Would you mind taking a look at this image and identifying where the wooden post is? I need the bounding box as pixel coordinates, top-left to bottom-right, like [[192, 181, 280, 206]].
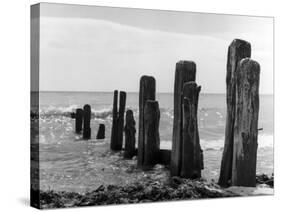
[[232, 58, 260, 187], [75, 108, 83, 134], [124, 110, 136, 159], [171, 61, 196, 176], [200, 149, 204, 169], [137, 76, 156, 167], [143, 100, 160, 169], [71, 112, 76, 119], [110, 90, 119, 150], [218, 39, 251, 186], [96, 124, 105, 139], [82, 104, 91, 139], [180, 82, 202, 178], [116, 91, 126, 150], [159, 149, 171, 165]]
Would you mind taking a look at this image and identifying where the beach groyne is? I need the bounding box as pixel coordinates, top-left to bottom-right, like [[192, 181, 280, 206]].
[[110, 90, 127, 150], [110, 90, 119, 150], [170, 61, 197, 176], [69, 38, 261, 188], [219, 39, 252, 187], [170, 61, 203, 179], [142, 100, 160, 169], [219, 39, 260, 187], [181, 82, 202, 178], [96, 124, 105, 139], [137, 76, 156, 167], [82, 104, 91, 139], [75, 108, 83, 134], [232, 58, 260, 187], [124, 110, 136, 159], [117, 91, 126, 150]]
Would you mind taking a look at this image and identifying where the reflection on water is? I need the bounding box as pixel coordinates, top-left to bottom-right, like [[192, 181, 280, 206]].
[[39, 136, 170, 193]]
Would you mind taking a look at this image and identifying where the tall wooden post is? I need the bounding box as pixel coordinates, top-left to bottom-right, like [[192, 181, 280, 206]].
[[232, 58, 260, 187], [83, 104, 91, 139], [124, 110, 136, 159], [171, 61, 196, 176], [96, 124, 105, 139], [110, 90, 119, 150], [180, 82, 202, 178], [75, 108, 83, 134], [137, 76, 156, 167], [218, 39, 251, 186], [116, 91, 126, 150], [143, 100, 160, 169]]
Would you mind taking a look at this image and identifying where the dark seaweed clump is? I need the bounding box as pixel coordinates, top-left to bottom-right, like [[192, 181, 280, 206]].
[[37, 177, 239, 209], [256, 173, 274, 188]]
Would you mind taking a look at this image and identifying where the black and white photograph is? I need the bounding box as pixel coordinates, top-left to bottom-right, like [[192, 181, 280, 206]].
[[30, 2, 274, 209]]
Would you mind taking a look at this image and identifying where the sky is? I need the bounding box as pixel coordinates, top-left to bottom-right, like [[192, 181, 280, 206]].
[[35, 3, 273, 94]]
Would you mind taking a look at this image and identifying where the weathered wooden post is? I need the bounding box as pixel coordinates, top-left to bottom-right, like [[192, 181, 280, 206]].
[[180, 82, 202, 178], [124, 110, 136, 159], [96, 124, 105, 139], [232, 58, 260, 187], [218, 39, 251, 186], [71, 112, 76, 119], [171, 60, 196, 176], [83, 104, 91, 139], [110, 90, 119, 150], [137, 76, 156, 167], [143, 100, 160, 169], [116, 91, 126, 150], [75, 108, 83, 134]]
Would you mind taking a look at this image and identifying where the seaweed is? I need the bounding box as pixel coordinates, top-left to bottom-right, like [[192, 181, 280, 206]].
[[37, 177, 240, 209]]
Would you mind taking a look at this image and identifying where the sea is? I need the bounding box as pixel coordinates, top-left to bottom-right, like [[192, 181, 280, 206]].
[[32, 92, 274, 193]]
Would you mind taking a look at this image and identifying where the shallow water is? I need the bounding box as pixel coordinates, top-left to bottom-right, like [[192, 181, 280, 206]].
[[33, 92, 274, 192]]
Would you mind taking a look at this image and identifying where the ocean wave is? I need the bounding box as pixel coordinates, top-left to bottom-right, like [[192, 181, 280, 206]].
[[160, 134, 273, 151], [36, 105, 226, 120], [38, 105, 114, 119], [39, 105, 78, 117], [94, 109, 112, 119]]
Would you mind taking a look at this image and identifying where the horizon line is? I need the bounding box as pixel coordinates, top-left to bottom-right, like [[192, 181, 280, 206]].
[[32, 90, 274, 95]]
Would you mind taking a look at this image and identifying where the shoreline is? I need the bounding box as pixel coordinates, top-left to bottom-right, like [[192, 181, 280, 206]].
[[35, 174, 273, 209]]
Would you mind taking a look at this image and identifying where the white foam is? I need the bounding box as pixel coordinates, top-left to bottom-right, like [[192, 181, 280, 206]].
[[160, 140, 172, 149], [226, 186, 273, 196], [93, 108, 112, 119], [39, 105, 113, 119], [159, 134, 273, 151], [258, 134, 274, 148]]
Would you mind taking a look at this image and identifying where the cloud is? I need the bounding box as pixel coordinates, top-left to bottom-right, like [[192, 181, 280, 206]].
[[39, 17, 273, 94]]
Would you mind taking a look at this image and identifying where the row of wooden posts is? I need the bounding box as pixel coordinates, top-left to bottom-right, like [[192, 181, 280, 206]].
[[74, 105, 105, 140], [73, 39, 260, 187]]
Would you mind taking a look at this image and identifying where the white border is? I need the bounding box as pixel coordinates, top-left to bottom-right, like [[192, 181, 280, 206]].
[[0, 0, 279, 211]]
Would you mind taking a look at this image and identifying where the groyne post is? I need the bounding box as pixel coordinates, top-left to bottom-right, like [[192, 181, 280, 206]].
[[137, 76, 156, 167], [116, 91, 126, 150], [124, 110, 136, 159], [75, 108, 83, 134], [110, 90, 119, 150], [96, 124, 105, 139], [171, 61, 196, 176], [232, 58, 260, 187], [143, 100, 160, 169], [82, 104, 91, 139], [218, 39, 251, 187], [181, 82, 202, 178]]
